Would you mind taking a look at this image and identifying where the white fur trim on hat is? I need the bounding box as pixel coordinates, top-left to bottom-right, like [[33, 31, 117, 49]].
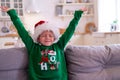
[[32, 21, 60, 43]]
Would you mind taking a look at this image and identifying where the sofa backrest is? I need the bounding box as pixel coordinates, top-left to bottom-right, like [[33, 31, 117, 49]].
[[65, 44, 120, 80], [0, 47, 28, 80]]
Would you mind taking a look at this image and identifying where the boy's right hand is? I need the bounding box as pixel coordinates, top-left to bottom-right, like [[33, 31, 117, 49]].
[[0, 6, 11, 12]]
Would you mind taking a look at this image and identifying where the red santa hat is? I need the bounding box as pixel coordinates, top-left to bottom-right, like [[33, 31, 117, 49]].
[[33, 20, 60, 43]]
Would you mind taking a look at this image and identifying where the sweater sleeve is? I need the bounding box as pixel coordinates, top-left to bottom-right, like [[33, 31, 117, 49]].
[[57, 10, 83, 50], [7, 9, 34, 51]]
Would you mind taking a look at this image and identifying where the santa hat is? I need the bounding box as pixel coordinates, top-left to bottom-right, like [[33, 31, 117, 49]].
[[33, 20, 60, 43]]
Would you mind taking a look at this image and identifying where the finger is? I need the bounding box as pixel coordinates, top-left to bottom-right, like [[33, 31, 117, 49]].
[[1, 6, 7, 9]]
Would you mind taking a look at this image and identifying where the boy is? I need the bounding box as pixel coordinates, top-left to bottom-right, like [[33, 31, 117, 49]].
[[0, 6, 85, 80]]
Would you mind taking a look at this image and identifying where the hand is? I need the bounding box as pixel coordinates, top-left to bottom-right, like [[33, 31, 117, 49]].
[[0, 6, 11, 12], [80, 7, 87, 12]]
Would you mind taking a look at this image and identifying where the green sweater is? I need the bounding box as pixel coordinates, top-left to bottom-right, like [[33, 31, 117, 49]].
[[7, 10, 83, 80]]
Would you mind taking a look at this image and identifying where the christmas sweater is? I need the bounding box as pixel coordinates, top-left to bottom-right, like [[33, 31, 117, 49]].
[[7, 9, 83, 80]]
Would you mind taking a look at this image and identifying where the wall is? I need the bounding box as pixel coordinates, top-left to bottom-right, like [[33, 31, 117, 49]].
[[23, 0, 91, 33], [24, 0, 68, 33]]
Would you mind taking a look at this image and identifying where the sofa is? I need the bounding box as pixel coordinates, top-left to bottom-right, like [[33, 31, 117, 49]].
[[1, 44, 120, 80]]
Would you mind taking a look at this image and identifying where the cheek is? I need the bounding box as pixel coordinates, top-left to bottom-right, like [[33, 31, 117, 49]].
[[53, 38, 55, 41]]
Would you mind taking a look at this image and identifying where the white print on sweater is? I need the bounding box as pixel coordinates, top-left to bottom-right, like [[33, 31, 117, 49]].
[[38, 50, 60, 70]]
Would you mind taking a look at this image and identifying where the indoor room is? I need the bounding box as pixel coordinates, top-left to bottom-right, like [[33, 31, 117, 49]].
[[0, 0, 120, 80]]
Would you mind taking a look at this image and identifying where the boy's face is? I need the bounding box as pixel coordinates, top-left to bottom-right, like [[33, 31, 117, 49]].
[[37, 30, 55, 46]]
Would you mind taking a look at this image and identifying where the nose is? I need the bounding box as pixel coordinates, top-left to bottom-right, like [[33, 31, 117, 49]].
[[45, 35, 53, 39], [45, 35, 50, 38]]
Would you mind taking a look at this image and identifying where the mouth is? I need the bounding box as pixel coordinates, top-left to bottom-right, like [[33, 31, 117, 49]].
[[45, 41, 51, 42]]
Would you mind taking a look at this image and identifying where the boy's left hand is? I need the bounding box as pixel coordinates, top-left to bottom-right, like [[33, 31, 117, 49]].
[[80, 7, 87, 12]]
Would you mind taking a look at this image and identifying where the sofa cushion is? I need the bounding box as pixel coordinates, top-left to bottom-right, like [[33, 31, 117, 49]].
[[0, 47, 28, 70], [106, 44, 120, 66], [0, 70, 28, 80], [65, 44, 120, 80], [0, 47, 28, 80]]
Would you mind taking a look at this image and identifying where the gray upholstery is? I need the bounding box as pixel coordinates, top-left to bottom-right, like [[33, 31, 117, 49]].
[[65, 44, 120, 80], [0, 47, 28, 80], [0, 44, 120, 80]]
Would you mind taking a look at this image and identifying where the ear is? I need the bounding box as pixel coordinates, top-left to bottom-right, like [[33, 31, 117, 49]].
[[37, 35, 40, 43]]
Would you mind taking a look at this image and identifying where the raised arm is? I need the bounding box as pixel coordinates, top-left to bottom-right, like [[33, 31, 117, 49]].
[[57, 8, 87, 50], [0, 6, 34, 51]]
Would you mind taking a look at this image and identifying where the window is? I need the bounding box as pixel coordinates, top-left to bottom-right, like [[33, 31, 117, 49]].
[[98, 0, 120, 32], [0, 0, 24, 17]]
